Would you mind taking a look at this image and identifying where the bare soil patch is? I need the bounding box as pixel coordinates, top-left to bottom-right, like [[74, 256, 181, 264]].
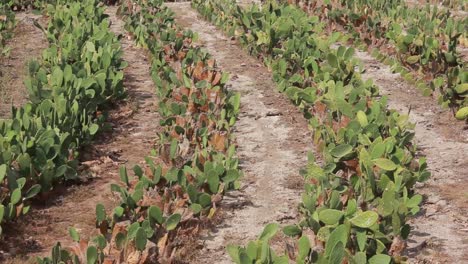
[[354, 50, 468, 263], [0, 12, 47, 118], [405, 0, 467, 18], [166, 3, 312, 263], [0, 6, 161, 262]]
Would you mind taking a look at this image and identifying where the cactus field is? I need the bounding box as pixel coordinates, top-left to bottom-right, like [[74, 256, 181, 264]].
[[0, 1, 467, 264]]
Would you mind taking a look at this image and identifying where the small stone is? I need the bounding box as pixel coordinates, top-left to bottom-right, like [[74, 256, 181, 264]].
[[426, 206, 437, 217], [436, 199, 448, 207]]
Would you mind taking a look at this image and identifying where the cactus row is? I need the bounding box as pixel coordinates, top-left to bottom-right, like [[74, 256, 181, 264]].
[[286, 0, 468, 120], [0, 0, 126, 233], [192, 0, 430, 263], [38, 0, 242, 263], [0, 2, 15, 55]]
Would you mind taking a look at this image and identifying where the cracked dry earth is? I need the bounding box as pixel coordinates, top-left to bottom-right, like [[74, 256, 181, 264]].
[[0, 6, 161, 263], [354, 50, 468, 263], [166, 2, 312, 263]]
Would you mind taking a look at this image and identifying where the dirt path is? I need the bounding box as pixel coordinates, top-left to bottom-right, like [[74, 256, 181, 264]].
[[165, 2, 312, 263], [0, 12, 47, 118], [0, 6, 161, 263], [354, 50, 468, 263], [405, 0, 467, 18]]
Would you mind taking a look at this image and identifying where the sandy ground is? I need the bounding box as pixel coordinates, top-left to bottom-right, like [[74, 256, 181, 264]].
[[0, 12, 47, 118], [166, 2, 313, 263], [405, 0, 467, 18]]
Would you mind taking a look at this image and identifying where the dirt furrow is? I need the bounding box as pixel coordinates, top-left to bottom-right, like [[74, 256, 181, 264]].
[[165, 2, 312, 263], [0, 6, 161, 263], [354, 50, 468, 263], [0, 12, 47, 118]]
